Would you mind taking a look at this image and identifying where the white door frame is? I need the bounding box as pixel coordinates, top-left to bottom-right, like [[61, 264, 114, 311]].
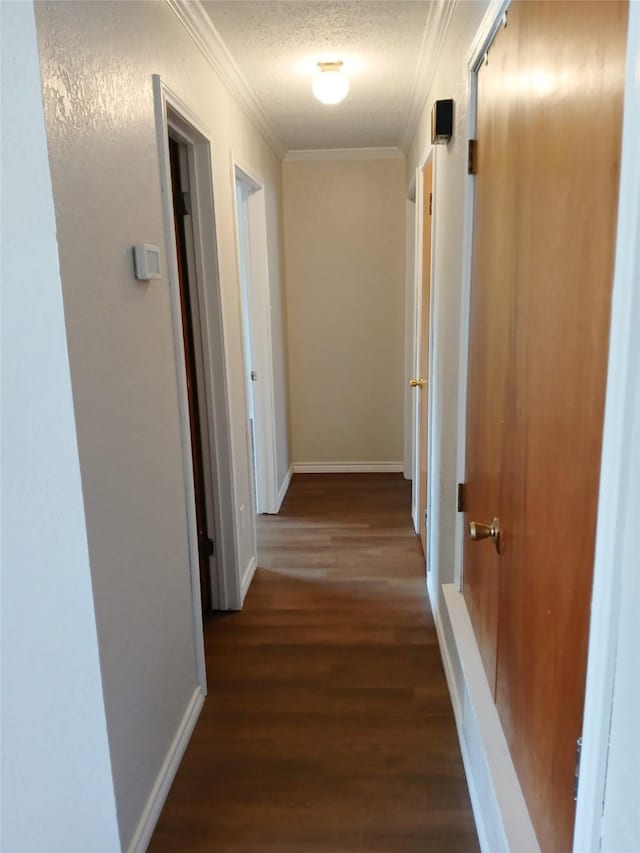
[[411, 146, 437, 579], [153, 77, 242, 678], [451, 1, 639, 848], [454, 0, 511, 592], [231, 154, 279, 515]]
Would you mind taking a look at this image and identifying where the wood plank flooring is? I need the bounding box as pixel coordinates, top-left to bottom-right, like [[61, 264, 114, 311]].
[[150, 474, 478, 852]]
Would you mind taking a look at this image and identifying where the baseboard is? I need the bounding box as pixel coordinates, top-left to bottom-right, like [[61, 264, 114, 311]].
[[432, 587, 489, 852], [240, 554, 257, 603], [127, 686, 205, 853], [276, 465, 293, 512], [292, 462, 404, 474], [438, 583, 540, 853]]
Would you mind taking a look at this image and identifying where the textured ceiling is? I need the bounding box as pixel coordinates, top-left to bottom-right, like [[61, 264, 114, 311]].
[[201, 1, 434, 151]]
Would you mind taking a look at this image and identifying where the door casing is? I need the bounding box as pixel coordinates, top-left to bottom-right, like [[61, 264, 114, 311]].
[[417, 157, 433, 558], [154, 77, 243, 684], [232, 157, 280, 517], [168, 134, 216, 615]]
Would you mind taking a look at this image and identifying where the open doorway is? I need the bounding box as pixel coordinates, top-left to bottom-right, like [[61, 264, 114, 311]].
[[404, 185, 417, 490], [233, 163, 279, 515], [168, 134, 215, 614], [154, 78, 245, 689], [409, 149, 435, 575], [415, 155, 433, 560]]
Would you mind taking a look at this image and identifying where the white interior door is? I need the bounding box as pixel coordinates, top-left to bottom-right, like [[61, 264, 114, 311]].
[[234, 165, 278, 515]]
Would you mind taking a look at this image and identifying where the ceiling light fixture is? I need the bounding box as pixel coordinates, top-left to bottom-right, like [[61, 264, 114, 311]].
[[312, 61, 350, 105]]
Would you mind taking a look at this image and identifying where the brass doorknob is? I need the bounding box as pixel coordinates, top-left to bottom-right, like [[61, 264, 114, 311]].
[[409, 378, 426, 388], [469, 517, 502, 554]]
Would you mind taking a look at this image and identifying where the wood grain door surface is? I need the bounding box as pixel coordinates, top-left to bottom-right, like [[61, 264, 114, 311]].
[[418, 159, 433, 556], [463, 3, 627, 850]]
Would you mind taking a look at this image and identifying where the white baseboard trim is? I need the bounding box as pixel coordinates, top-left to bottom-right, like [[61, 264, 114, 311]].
[[240, 554, 257, 603], [292, 462, 403, 474], [437, 583, 539, 853], [432, 587, 490, 852], [127, 686, 205, 853], [276, 465, 293, 512]]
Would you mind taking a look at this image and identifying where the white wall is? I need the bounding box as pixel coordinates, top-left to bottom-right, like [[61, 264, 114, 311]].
[[32, 1, 289, 847], [282, 156, 406, 468], [0, 3, 120, 850], [406, 0, 488, 607]]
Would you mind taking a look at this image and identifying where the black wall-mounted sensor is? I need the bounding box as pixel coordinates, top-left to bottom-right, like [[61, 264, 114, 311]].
[[431, 99, 454, 144]]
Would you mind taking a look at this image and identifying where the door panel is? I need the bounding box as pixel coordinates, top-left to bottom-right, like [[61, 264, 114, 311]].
[[495, 4, 627, 851], [418, 159, 433, 555], [463, 10, 521, 693]]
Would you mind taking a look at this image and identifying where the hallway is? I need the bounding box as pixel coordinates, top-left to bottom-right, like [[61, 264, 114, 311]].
[[150, 474, 478, 851]]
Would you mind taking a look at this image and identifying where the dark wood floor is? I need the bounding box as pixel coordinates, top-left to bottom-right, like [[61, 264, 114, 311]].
[[150, 474, 478, 852]]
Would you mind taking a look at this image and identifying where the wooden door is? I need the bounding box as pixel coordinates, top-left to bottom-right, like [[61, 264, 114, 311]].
[[169, 136, 213, 614], [463, 2, 627, 850], [417, 159, 433, 555], [495, 4, 627, 850]]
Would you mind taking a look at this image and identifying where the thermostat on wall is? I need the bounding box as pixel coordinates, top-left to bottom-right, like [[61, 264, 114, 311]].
[[132, 244, 161, 281]]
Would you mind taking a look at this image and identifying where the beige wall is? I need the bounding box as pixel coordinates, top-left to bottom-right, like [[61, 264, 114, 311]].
[[282, 157, 406, 466], [33, 1, 289, 847]]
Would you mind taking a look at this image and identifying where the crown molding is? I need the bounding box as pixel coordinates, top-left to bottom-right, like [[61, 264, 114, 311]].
[[284, 147, 405, 162], [400, 0, 458, 153], [166, 0, 287, 158]]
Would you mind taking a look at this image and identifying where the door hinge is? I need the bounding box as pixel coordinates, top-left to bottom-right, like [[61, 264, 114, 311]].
[[250, 370, 258, 381], [429, 192, 433, 216], [468, 139, 477, 175], [457, 483, 466, 513], [200, 534, 215, 558], [574, 737, 583, 800], [178, 191, 191, 217]]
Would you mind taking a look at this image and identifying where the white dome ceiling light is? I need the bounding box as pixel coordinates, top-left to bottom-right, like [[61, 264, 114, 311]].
[[312, 61, 350, 105]]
